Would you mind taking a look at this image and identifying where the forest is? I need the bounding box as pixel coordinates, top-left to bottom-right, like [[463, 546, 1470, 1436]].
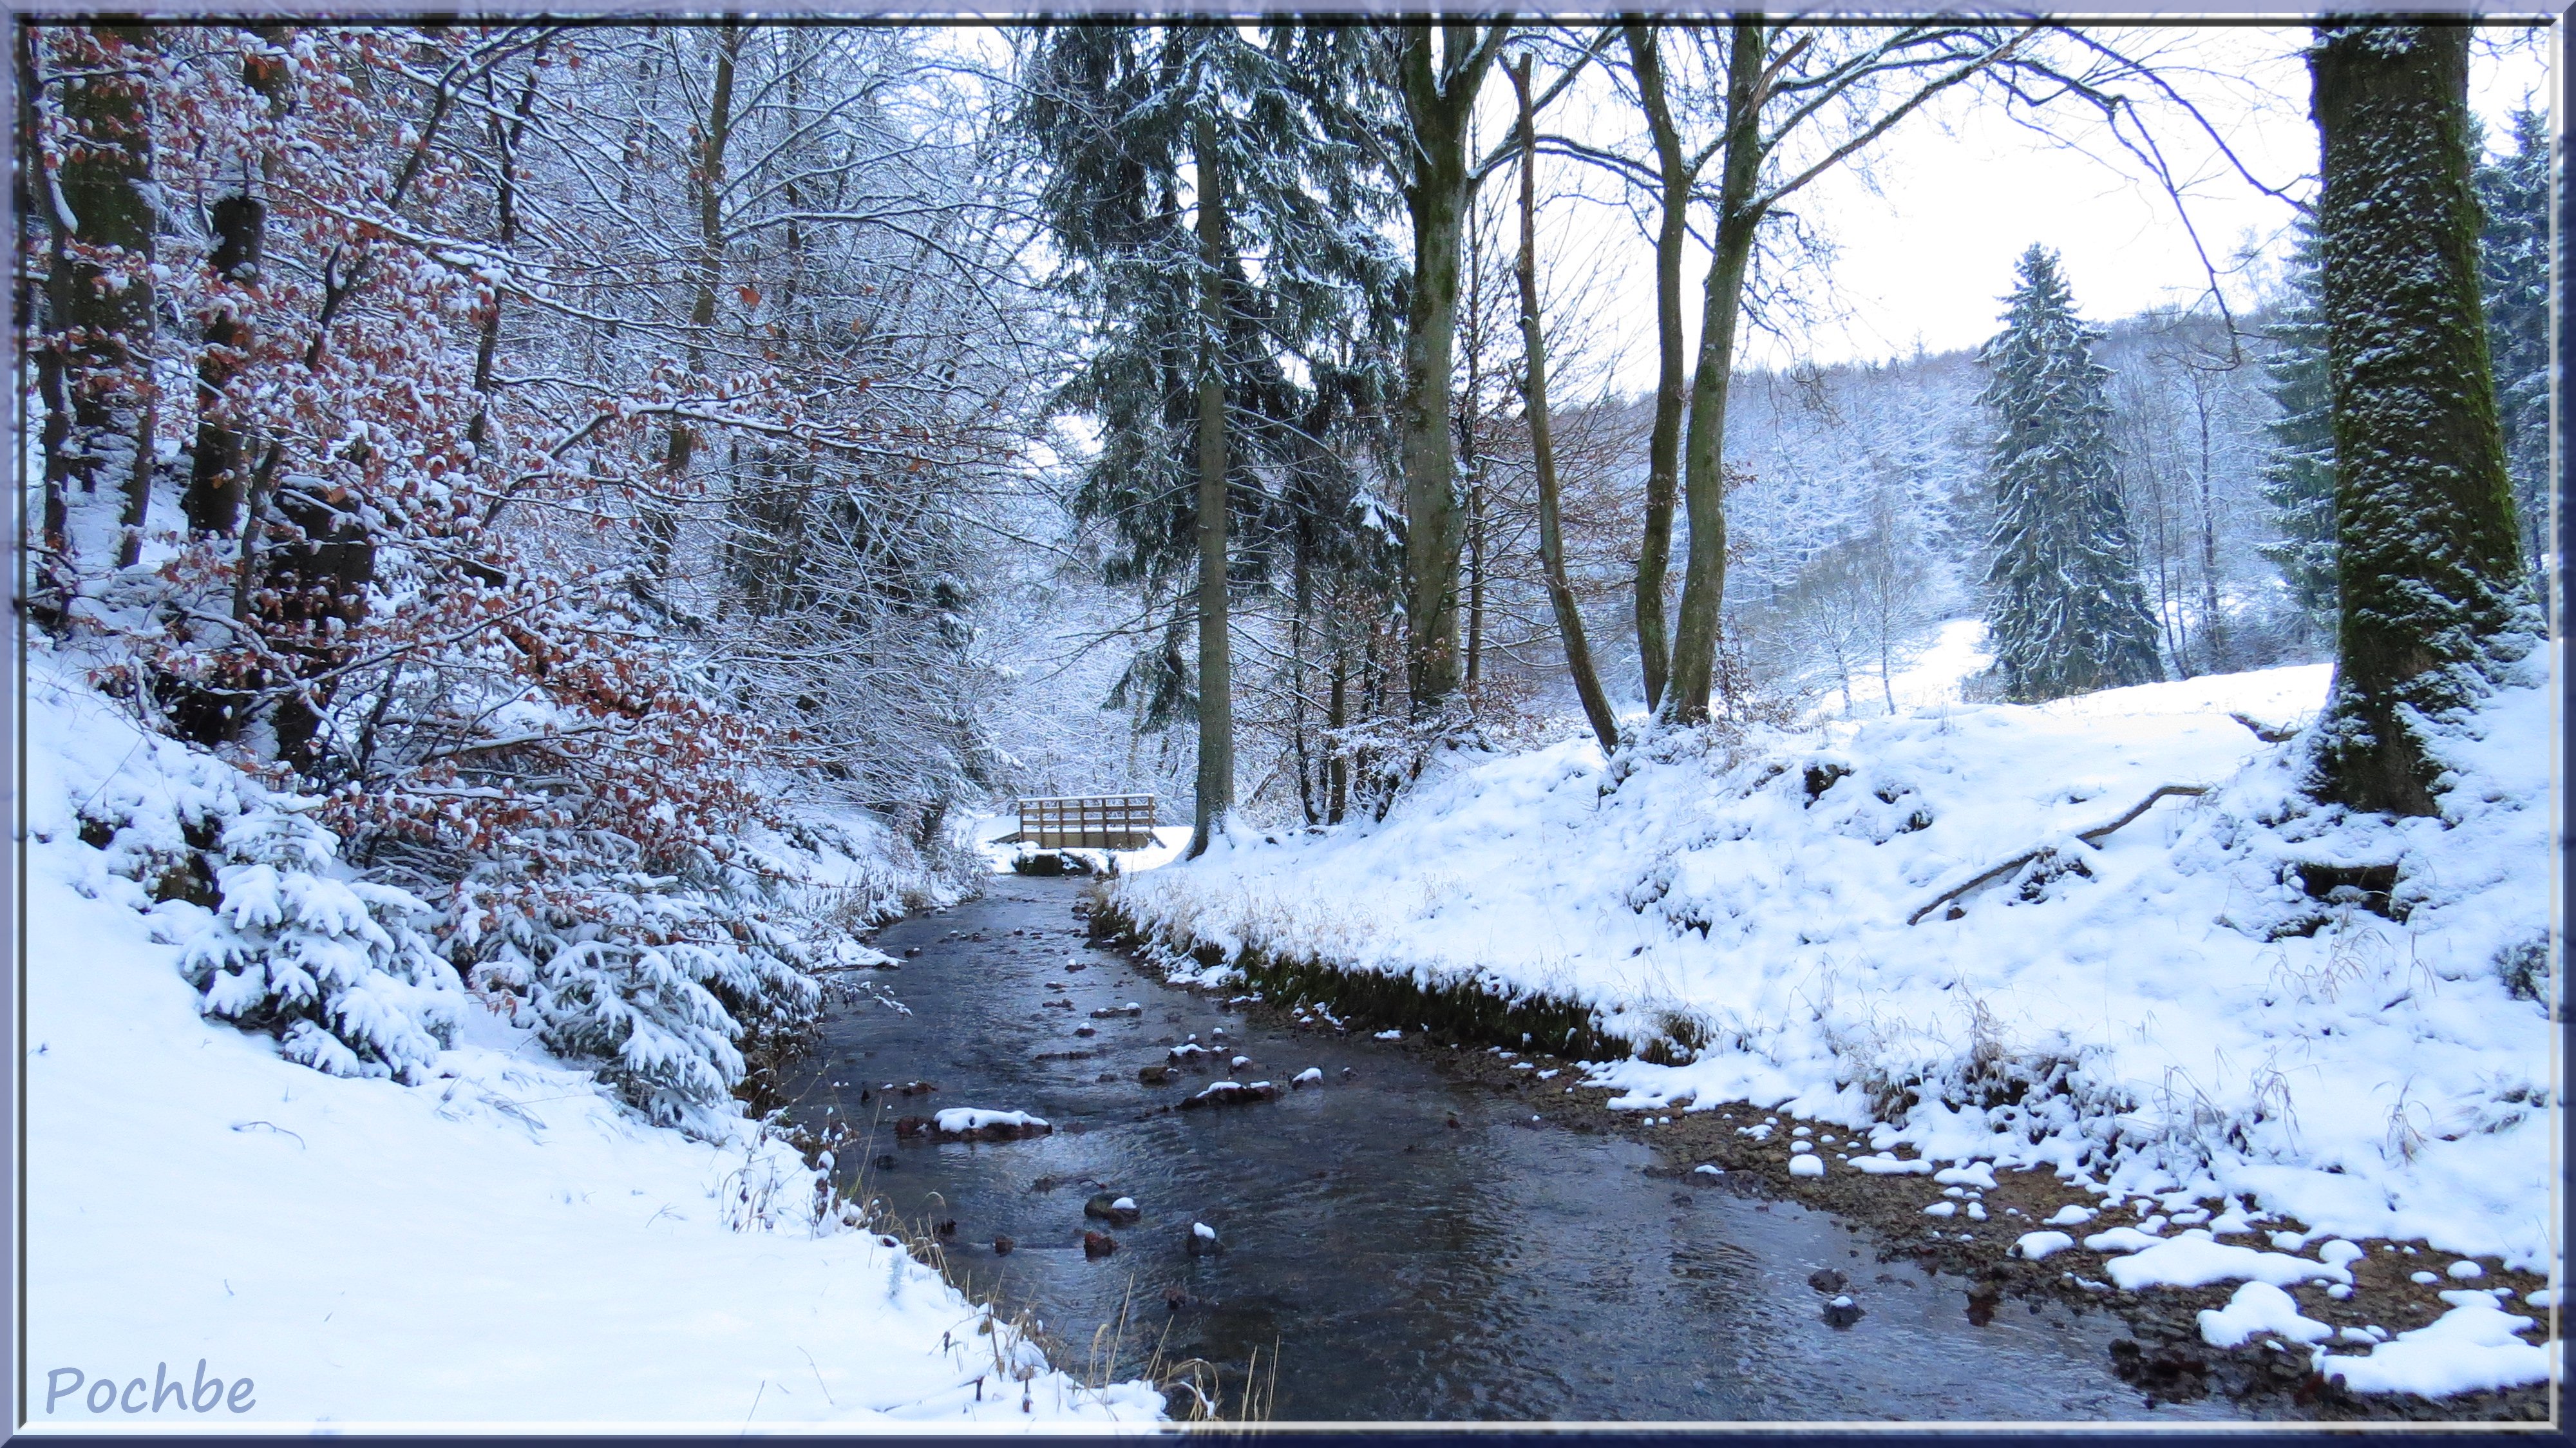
[[17, 17, 2558, 1425]]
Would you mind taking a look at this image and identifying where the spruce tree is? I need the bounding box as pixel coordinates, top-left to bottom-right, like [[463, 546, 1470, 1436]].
[[2258, 219, 2339, 637], [1018, 26, 1399, 852], [1977, 245, 2168, 703], [2476, 106, 2550, 591]]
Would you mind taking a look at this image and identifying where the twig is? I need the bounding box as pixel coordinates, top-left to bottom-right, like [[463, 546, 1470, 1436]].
[[2228, 711, 2299, 744], [1906, 783, 2208, 925]]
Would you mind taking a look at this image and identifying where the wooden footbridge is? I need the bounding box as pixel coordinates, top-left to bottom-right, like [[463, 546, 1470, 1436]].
[[1015, 794, 1159, 850]]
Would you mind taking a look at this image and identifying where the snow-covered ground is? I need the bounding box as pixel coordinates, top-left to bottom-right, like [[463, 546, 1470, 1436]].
[[1113, 652, 2559, 1396], [22, 657, 1163, 1431], [1880, 618, 1996, 713]]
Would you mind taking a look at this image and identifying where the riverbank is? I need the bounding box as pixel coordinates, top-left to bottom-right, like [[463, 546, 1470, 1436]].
[[1075, 938, 2548, 1422], [1101, 658, 2559, 1414], [23, 663, 1160, 1429]]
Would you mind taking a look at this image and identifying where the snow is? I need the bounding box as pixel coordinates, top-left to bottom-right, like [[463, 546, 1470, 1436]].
[[1850, 1153, 1935, 1175], [2197, 1282, 2334, 1348], [2099, 1233, 2352, 1291], [1192, 1222, 1217, 1241], [1879, 618, 1995, 712], [2315, 1295, 2557, 1397], [933, 1108, 1049, 1134], [23, 665, 1158, 1428], [1789, 1155, 1826, 1178], [1110, 657, 2561, 1357], [2012, 1231, 2076, 1261]]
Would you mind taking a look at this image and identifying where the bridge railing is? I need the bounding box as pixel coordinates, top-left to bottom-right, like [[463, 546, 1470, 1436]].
[[1016, 794, 1159, 850]]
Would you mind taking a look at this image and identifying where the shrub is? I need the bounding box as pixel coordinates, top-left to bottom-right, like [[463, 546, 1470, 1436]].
[[179, 807, 462, 1082]]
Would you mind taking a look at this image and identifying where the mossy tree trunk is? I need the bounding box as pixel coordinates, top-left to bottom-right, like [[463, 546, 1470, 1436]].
[[1622, 22, 1690, 713], [1395, 23, 1506, 719], [2308, 23, 2536, 816]]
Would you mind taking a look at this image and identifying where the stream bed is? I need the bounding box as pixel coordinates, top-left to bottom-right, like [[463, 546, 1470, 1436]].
[[779, 872, 2246, 1424]]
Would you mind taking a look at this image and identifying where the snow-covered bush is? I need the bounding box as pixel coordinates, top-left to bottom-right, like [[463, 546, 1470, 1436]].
[[178, 807, 462, 1083], [446, 845, 822, 1134]]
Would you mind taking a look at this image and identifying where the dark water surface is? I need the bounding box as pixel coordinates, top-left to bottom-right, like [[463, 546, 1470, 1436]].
[[780, 872, 2242, 1424]]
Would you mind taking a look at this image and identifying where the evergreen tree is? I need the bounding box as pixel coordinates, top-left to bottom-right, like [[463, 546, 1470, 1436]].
[[2476, 106, 2551, 591], [2257, 219, 2339, 636], [1977, 245, 2168, 702], [1018, 26, 1399, 852]]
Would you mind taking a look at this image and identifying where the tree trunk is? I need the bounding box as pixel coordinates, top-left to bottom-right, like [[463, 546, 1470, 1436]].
[[17, 30, 72, 600], [41, 25, 158, 564], [1661, 21, 1766, 725], [1457, 195, 1486, 689], [645, 21, 741, 591], [2309, 23, 2534, 816], [1186, 114, 1235, 859], [1396, 24, 1499, 718], [1624, 23, 1688, 711], [2195, 390, 2224, 671], [1326, 645, 1350, 825], [468, 52, 544, 462], [1291, 550, 1317, 825], [185, 32, 286, 537], [1511, 58, 1619, 757], [259, 30, 466, 769], [186, 193, 263, 535]]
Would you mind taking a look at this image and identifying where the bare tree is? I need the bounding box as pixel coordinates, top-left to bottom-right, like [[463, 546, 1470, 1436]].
[[1510, 55, 1618, 755]]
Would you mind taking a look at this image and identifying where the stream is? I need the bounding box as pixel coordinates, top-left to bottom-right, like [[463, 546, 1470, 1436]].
[[779, 872, 2246, 1423]]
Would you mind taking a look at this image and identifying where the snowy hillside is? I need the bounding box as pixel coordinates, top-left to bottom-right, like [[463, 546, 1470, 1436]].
[[1112, 658, 2559, 1302], [22, 658, 1161, 1429]]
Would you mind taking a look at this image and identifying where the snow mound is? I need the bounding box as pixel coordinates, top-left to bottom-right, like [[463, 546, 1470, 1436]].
[[2197, 1282, 2334, 1348], [2316, 1295, 2556, 1397]]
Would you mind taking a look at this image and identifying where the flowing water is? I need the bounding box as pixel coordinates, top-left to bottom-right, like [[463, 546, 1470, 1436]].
[[779, 872, 2245, 1424]]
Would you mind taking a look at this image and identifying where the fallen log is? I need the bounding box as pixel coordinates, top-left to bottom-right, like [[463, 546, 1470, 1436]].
[[1906, 784, 2209, 926]]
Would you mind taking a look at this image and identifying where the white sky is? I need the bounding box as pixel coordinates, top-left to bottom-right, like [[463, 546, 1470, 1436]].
[[1512, 23, 2558, 384]]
